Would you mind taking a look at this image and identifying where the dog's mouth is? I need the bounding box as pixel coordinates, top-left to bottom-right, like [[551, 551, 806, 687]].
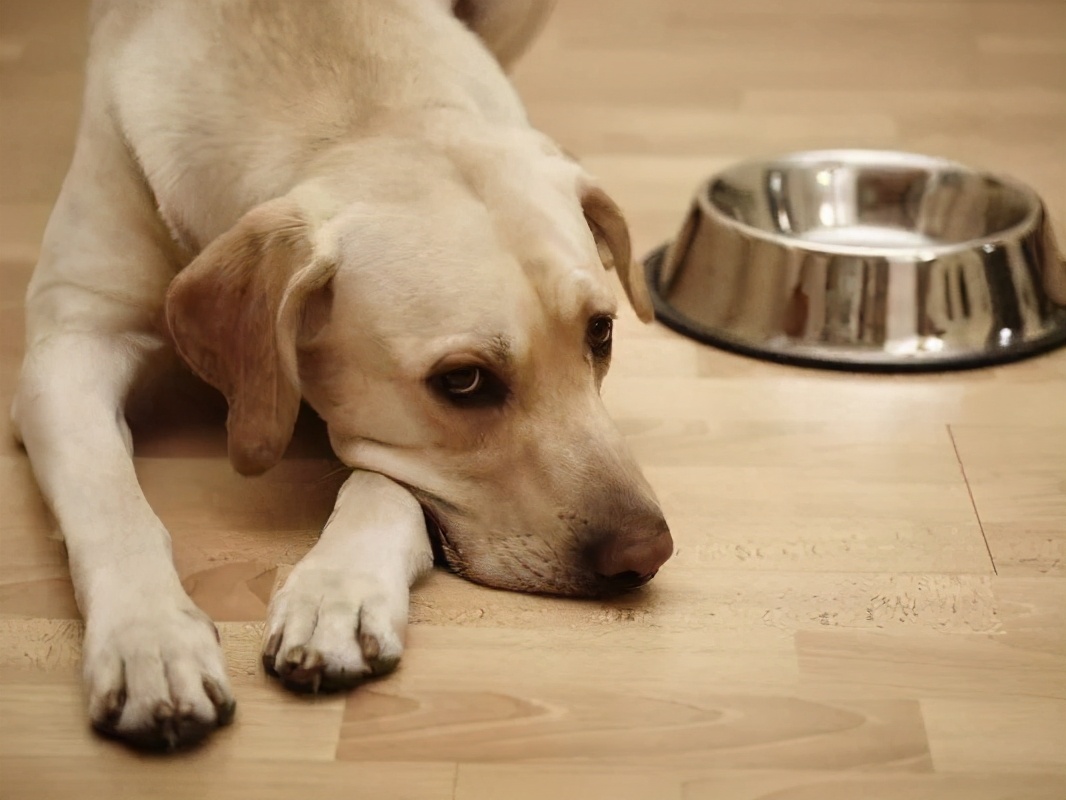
[[419, 504, 661, 598], [421, 504, 456, 569]]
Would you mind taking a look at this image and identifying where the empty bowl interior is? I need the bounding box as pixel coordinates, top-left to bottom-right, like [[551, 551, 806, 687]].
[[707, 155, 1036, 251]]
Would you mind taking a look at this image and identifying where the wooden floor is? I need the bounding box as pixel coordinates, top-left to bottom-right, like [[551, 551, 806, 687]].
[[2, 1, 1065, 797]]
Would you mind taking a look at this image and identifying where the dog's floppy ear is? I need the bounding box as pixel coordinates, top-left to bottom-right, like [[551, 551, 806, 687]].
[[581, 183, 655, 322], [165, 198, 336, 476]]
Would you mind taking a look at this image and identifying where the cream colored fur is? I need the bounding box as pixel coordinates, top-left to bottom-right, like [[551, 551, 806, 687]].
[[13, 0, 670, 749]]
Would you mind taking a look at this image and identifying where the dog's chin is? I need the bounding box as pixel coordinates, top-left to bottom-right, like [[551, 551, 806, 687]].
[[418, 505, 659, 599], [459, 570, 651, 600]]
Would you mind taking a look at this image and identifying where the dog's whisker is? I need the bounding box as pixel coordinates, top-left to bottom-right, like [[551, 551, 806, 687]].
[[316, 465, 352, 483]]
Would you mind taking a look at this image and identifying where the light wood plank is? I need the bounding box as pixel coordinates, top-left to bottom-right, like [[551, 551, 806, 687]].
[[1, 756, 457, 800], [455, 765, 1066, 800], [922, 697, 1066, 774], [2, 0, 1065, 794], [339, 683, 931, 770], [950, 426, 1066, 576], [796, 629, 1066, 701], [0, 668, 347, 762]]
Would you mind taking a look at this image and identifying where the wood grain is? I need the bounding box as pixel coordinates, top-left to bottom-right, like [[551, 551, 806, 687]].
[[2, 0, 1064, 797]]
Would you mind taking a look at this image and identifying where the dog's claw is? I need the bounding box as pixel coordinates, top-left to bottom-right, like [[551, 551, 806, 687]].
[[283, 645, 306, 671], [98, 688, 126, 727], [203, 677, 237, 725], [162, 723, 178, 752], [357, 629, 381, 663], [263, 627, 395, 692], [261, 632, 282, 675]]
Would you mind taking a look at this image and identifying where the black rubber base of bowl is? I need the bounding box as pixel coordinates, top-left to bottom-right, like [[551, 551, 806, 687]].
[[644, 245, 1066, 374]]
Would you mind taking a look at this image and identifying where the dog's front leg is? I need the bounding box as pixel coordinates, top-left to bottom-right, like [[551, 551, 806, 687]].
[[15, 333, 236, 748], [261, 470, 433, 690]]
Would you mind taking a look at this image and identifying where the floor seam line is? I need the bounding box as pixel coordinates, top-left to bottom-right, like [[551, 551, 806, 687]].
[[948, 424, 997, 576]]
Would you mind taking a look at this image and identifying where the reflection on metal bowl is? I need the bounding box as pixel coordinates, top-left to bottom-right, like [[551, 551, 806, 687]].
[[646, 150, 1066, 371]]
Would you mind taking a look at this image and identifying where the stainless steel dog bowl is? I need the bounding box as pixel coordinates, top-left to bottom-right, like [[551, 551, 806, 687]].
[[646, 150, 1066, 371]]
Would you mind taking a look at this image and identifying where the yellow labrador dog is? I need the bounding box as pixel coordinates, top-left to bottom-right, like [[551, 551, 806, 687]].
[[13, 0, 672, 748]]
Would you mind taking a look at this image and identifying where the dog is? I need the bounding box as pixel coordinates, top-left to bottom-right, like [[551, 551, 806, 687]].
[[12, 0, 673, 749]]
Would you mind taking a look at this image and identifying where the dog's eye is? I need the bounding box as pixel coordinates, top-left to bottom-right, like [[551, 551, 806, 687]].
[[587, 316, 613, 358], [441, 366, 482, 395], [432, 366, 508, 407]]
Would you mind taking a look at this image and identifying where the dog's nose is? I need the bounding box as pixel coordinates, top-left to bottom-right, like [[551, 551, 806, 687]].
[[591, 520, 673, 592]]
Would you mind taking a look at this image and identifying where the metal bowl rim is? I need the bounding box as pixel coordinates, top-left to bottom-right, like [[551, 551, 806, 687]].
[[692, 148, 1045, 260]]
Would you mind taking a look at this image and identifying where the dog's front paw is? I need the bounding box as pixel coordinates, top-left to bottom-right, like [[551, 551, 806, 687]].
[[262, 565, 407, 692], [83, 597, 235, 750]]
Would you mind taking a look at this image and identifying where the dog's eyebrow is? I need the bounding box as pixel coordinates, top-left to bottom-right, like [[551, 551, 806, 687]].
[[485, 334, 514, 367], [559, 274, 618, 323], [429, 334, 516, 376]]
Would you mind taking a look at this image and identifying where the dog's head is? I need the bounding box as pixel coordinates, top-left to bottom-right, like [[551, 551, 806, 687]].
[[165, 134, 672, 596]]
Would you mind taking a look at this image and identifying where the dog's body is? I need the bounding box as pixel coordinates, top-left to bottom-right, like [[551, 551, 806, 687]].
[[14, 0, 672, 748]]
